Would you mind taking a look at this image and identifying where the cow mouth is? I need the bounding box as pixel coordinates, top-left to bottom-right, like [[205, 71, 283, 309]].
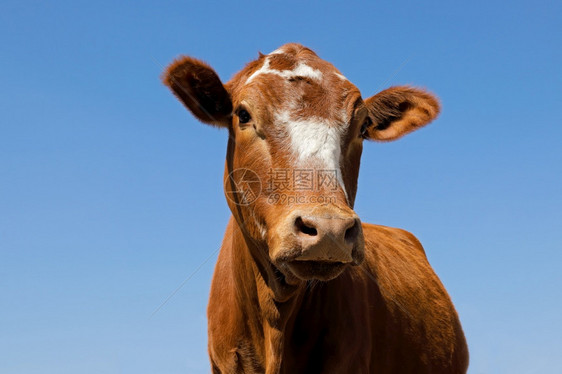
[[285, 260, 348, 281]]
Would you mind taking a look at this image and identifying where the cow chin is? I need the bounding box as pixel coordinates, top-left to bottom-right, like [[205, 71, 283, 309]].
[[285, 259, 349, 282], [270, 241, 365, 284]]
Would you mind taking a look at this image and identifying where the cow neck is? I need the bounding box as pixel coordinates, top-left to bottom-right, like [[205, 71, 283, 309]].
[[231, 220, 307, 372]]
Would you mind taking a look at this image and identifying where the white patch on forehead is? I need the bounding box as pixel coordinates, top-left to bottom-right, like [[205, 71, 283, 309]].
[[246, 57, 323, 84], [334, 72, 348, 81], [275, 111, 348, 200], [291, 63, 323, 80]]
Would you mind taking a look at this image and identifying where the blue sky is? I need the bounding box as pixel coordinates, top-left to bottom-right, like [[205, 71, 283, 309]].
[[1, 1, 561, 373]]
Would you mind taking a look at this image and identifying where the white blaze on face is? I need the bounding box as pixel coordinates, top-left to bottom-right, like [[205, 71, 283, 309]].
[[244, 50, 349, 200], [275, 111, 348, 200]]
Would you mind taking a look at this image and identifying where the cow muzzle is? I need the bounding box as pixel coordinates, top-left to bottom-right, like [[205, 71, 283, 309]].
[[271, 208, 365, 281]]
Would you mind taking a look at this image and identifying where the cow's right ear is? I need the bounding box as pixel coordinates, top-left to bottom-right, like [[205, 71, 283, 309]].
[[162, 56, 232, 127]]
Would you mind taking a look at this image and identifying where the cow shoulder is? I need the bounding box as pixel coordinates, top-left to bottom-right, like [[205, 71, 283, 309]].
[[361, 222, 454, 316], [361, 222, 432, 277], [360, 223, 468, 372]]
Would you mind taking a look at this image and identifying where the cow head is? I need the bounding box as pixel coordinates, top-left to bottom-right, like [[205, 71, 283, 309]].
[[163, 44, 439, 283]]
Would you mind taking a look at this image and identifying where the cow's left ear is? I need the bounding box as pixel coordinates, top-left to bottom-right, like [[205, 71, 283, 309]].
[[362, 86, 440, 142]]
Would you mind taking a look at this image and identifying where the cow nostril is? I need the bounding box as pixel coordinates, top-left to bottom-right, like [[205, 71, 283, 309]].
[[295, 216, 317, 236], [344, 220, 360, 243]]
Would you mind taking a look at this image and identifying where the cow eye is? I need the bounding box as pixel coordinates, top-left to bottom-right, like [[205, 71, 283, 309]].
[[360, 117, 372, 137], [237, 109, 251, 124]]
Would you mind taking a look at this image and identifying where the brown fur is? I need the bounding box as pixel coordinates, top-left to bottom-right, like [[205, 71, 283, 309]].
[[162, 43, 468, 373]]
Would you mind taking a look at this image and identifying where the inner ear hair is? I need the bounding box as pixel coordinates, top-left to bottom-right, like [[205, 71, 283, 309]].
[[372, 102, 412, 131], [364, 86, 440, 141], [368, 90, 414, 130]]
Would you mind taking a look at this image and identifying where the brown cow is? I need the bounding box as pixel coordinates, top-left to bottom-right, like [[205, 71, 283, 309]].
[[163, 43, 468, 373]]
